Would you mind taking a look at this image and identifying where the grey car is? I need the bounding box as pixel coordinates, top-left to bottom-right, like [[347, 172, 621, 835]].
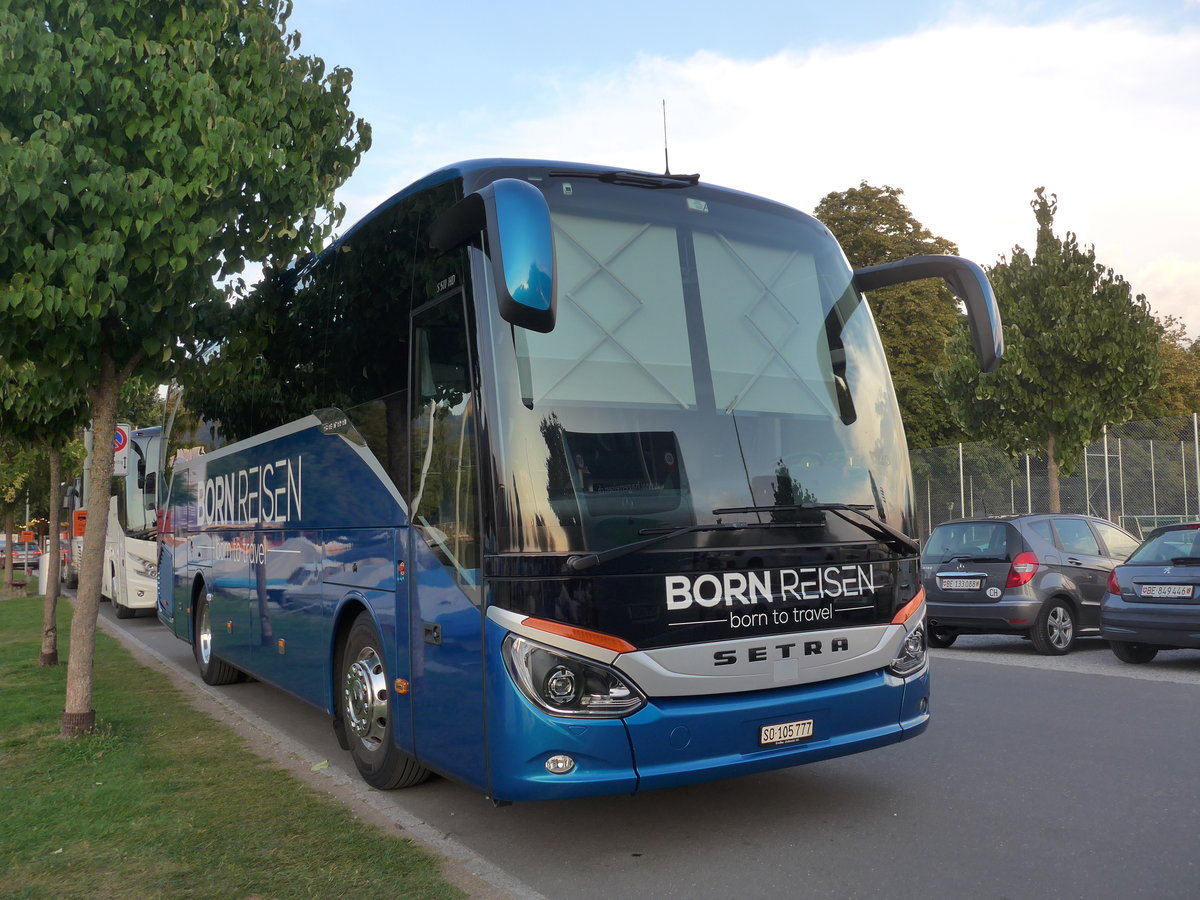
[[1101, 522, 1200, 664], [922, 514, 1140, 655], [2, 541, 42, 568]]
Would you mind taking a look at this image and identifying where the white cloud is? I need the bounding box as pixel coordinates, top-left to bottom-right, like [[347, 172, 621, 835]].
[[353, 15, 1200, 337]]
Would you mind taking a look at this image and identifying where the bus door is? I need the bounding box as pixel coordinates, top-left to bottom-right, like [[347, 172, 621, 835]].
[[408, 291, 486, 784]]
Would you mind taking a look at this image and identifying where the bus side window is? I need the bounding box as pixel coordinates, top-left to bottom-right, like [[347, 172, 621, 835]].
[[410, 293, 480, 588]]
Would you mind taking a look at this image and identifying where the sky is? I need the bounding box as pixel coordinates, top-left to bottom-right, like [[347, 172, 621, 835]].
[[285, 0, 1200, 338]]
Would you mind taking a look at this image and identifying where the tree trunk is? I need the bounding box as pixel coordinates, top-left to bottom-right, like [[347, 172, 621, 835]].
[[1046, 432, 1062, 514], [40, 443, 63, 666], [61, 359, 122, 737]]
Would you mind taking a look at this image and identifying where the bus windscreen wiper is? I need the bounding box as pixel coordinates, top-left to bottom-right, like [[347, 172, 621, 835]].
[[566, 502, 859, 573], [565, 522, 748, 572], [714, 503, 921, 556], [549, 170, 701, 189]]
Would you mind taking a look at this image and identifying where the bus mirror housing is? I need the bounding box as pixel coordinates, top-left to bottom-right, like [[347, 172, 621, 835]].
[[432, 178, 557, 333], [852, 255, 1004, 373]]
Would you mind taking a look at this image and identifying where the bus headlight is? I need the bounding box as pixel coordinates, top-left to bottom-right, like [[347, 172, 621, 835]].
[[131, 557, 158, 580], [503, 635, 645, 718], [888, 620, 927, 678]]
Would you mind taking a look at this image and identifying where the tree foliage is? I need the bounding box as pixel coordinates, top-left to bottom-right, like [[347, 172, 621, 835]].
[[0, 0, 370, 734], [814, 182, 966, 448], [1135, 316, 1200, 418], [939, 189, 1160, 512]]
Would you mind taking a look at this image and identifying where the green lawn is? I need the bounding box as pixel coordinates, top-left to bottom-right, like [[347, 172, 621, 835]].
[[0, 591, 463, 900]]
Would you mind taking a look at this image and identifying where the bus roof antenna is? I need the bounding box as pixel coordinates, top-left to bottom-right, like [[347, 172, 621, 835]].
[[662, 99, 671, 175]]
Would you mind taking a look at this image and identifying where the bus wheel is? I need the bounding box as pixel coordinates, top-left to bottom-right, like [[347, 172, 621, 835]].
[[339, 611, 430, 790], [193, 588, 241, 685], [113, 597, 135, 619]]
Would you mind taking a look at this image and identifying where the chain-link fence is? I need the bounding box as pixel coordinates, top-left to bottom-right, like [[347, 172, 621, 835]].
[[911, 414, 1200, 541]]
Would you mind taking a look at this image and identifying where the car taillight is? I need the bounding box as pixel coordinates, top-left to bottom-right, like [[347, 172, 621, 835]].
[[1006, 551, 1038, 587], [1107, 570, 1120, 596]]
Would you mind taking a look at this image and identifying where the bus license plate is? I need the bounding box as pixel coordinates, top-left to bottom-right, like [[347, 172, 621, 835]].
[[760, 718, 814, 746], [1140, 584, 1193, 599], [940, 577, 982, 590]]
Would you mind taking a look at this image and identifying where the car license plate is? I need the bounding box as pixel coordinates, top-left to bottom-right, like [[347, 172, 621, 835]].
[[1139, 584, 1194, 599], [760, 718, 814, 746], [940, 577, 982, 590]]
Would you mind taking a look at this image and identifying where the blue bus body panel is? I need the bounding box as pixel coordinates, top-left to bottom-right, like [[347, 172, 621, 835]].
[[482, 617, 928, 802], [159, 419, 407, 711], [624, 668, 927, 793], [408, 532, 487, 787], [484, 618, 639, 800]]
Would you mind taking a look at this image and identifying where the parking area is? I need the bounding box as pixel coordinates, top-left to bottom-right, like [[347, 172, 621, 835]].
[[932, 632, 1200, 685]]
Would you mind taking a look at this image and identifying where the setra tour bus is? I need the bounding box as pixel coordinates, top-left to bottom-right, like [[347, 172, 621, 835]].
[[102, 425, 162, 618], [158, 158, 1003, 802]]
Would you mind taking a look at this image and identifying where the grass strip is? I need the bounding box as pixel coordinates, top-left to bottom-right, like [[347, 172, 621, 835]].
[[0, 593, 464, 900]]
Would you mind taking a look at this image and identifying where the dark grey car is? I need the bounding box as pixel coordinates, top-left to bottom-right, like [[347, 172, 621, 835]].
[[922, 514, 1140, 655], [1101, 522, 1200, 664]]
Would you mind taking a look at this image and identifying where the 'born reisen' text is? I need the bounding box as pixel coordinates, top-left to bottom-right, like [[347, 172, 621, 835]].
[[664, 565, 875, 611]]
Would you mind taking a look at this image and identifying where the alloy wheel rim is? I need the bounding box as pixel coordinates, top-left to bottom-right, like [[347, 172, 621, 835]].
[[344, 646, 388, 750], [199, 596, 213, 665], [1048, 606, 1073, 649]]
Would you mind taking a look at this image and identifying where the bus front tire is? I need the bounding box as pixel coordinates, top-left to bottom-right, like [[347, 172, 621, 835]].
[[113, 597, 135, 619], [339, 611, 430, 790], [193, 589, 241, 685]]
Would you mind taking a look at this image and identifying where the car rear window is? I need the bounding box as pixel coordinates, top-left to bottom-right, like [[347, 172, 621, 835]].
[[1127, 527, 1200, 565], [924, 522, 1015, 562]]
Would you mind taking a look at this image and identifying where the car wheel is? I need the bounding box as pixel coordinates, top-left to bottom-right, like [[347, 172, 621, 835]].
[[193, 587, 241, 685], [1030, 599, 1075, 655], [1110, 640, 1159, 664], [927, 626, 958, 648], [339, 611, 431, 790]]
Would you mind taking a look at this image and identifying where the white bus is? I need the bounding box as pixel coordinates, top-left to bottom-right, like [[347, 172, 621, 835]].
[[102, 424, 162, 618]]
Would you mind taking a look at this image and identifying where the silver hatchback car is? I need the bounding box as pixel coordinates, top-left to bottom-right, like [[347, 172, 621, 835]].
[[922, 514, 1140, 655]]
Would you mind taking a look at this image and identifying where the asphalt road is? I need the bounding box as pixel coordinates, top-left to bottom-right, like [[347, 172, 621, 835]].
[[98, 605, 1200, 900]]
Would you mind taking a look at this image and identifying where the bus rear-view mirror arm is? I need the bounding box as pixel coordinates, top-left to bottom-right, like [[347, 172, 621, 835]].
[[432, 178, 557, 334], [852, 255, 1004, 373]]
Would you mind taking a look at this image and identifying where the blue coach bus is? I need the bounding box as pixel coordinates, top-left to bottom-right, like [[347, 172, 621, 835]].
[[158, 158, 1002, 802]]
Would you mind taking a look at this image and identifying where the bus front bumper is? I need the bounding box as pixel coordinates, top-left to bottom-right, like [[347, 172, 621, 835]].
[[484, 620, 928, 802]]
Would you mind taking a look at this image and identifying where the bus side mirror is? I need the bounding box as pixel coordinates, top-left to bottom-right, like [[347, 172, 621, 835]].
[[852, 255, 1004, 373], [432, 178, 557, 333]]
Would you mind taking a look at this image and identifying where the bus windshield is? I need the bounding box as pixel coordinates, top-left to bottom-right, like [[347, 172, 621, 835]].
[[488, 175, 909, 556]]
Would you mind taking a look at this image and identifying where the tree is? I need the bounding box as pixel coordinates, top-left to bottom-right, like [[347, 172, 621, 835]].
[[0, 0, 370, 736], [1135, 316, 1200, 418], [939, 189, 1160, 512], [814, 182, 966, 449], [117, 376, 165, 429], [0, 360, 89, 665], [0, 433, 40, 586]]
